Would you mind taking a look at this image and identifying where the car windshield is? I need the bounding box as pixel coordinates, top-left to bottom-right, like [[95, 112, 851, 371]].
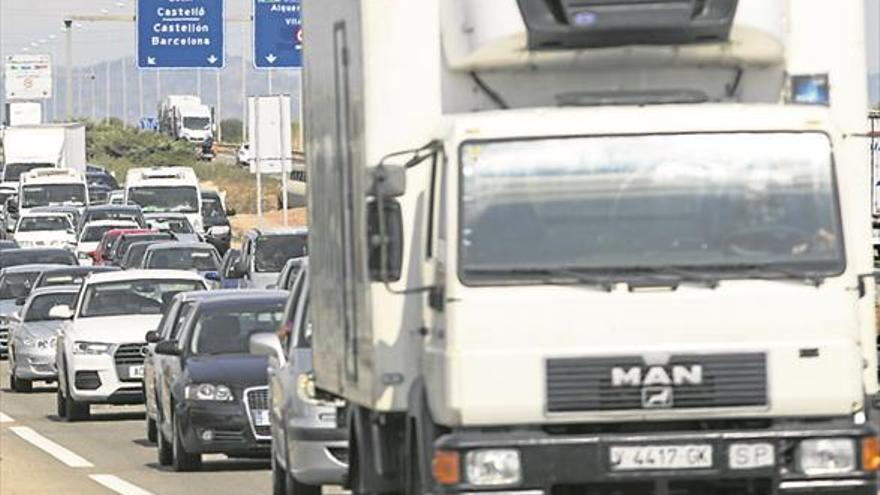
[[0, 251, 76, 269], [81, 224, 135, 243], [17, 216, 72, 232], [128, 187, 199, 213], [3, 163, 53, 182], [114, 234, 172, 260], [123, 243, 156, 269], [254, 235, 307, 272], [0, 191, 13, 205], [0, 272, 41, 299], [183, 117, 211, 130], [21, 184, 87, 208], [146, 248, 220, 271], [25, 292, 78, 321], [79, 279, 205, 317], [148, 217, 193, 234], [459, 132, 843, 283], [201, 197, 225, 219], [190, 305, 284, 355]]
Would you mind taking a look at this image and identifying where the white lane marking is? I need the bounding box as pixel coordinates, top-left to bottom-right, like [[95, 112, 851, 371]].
[[9, 426, 94, 468], [0, 412, 14, 423], [89, 475, 155, 495]]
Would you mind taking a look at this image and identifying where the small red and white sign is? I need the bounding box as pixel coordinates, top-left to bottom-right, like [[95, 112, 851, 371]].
[[4, 54, 53, 100]]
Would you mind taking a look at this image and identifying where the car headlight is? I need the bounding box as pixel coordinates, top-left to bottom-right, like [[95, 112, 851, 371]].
[[21, 336, 55, 349], [208, 225, 230, 236], [72, 341, 113, 355], [797, 438, 856, 475], [464, 449, 522, 486], [184, 383, 234, 402]]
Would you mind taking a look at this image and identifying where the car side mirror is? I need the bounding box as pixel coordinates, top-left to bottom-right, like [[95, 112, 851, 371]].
[[203, 271, 220, 282], [226, 208, 236, 217], [48, 305, 73, 320], [145, 330, 161, 343], [367, 198, 403, 282], [14, 297, 26, 306], [154, 340, 180, 356], [249, 332, 286, 365]]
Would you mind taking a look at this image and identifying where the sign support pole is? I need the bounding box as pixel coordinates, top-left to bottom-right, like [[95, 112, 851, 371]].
[[254, 98, 263, 223], [281, 96, 289, 226], [64, 20, 73, 120]]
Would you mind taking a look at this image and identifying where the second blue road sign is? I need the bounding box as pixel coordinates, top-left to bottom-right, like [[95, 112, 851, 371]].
[[253, 0, 303, 69], [137, 0, 225, 69]]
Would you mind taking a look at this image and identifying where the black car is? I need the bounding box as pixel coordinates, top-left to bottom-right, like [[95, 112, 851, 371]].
[[200, 190, 235, 256], [111, 232, 176, 266], [32, 265, 121, 289], [86, 167, 120, 191], [150, 290, 287, 471], [0, 249, 78, 269], [78, 205, 146, 233]]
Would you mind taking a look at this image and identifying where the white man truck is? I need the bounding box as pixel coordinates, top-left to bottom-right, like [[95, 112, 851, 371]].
[[124, 167, 203, 233], [304, 1, 879, 494], [0, 123, 86, 183], [158, 95, 214, 144]]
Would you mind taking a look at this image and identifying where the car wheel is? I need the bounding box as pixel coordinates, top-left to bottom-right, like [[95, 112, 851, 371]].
[[156, 416, 173, 466], [56, 386, 67, 418], [272, 446, 287, 495], [64, 391, 90, 422], [171, 412, 201, 472], [12, 374, 32, 393], [146, 415, 157, 443]]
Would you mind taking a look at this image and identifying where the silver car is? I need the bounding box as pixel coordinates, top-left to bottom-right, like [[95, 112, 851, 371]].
[[252, 263, 347, 495], [7, 285, 79, 392], [0, 264, 69, 357]]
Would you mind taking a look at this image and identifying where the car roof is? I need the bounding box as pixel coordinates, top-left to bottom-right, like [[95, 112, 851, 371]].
[[39, 266, 119, 277], [82, 219, 140, 228], [19, 211, 72, 218], [144, 212, 188, 218], [31, 205, 79, 212], [193, 290, 288, 311], [171, 290, 226, 304], [246, 227, 308, 238], [28, 284, 81, 297], [104, 228, 152, 237], [1, 263, 69, 275], [85, 204, 142, 212], [144, 242, 214, 251], [85, 269, 207, 284]]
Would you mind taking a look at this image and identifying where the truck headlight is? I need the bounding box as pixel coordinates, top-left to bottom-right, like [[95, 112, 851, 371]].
[[72, 341, 112, 355], [464, 449, 522, 486], [185, 383, 234, 402], [797, 438, 856, 475]]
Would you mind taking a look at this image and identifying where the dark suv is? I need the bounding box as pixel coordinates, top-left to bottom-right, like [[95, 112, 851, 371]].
[[200, 190, 235, 256]]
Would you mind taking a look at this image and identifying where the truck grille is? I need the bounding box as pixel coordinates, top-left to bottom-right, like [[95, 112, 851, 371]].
[[546, 353, 767, 413], [244, 386, 271, 440], [114, 343, 146, 365]]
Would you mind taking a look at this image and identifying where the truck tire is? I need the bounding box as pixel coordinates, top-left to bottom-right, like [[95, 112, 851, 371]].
[[146, 415, 157, 443], [404, 421, 423, 495], [171, 412, 201, 472]]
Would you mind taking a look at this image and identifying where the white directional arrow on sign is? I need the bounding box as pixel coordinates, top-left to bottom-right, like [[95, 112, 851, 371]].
[[265, 53, 277, 64], [147, 57, 156, 65], [207, 55, 218, 64]]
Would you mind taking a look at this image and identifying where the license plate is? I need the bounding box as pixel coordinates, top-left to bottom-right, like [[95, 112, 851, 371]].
[[129, 365, 144, 379], [609, 444, 712, 471], [253, 409, 270, 427], [729, 443, 775, 469]]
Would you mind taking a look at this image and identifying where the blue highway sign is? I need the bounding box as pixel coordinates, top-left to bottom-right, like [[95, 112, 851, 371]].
[[253, 0, 302, 69], [137, 0, 225, 69]]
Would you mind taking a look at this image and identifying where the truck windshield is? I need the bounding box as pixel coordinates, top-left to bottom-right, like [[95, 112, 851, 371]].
[[3, 163, 53, 182], [459, 132, 843, 284], [128, 186, 199, 213], [183, 117, 211, 130], [21, 184, 87, 208]]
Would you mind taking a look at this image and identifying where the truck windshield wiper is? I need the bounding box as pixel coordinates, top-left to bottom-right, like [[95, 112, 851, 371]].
[[709, 263, 828, 287], [465, 267, 615, 292], [617, 266, 722, 289]]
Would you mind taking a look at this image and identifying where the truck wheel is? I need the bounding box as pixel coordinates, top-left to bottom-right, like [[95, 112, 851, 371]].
[[171, 412, 201, 472], [146, 415, 157, 443], [156, 417, 173, 466], [404, 422, 423, 495]]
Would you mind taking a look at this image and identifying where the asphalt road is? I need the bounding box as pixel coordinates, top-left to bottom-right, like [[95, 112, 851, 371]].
[[0, 360, 273, 495]]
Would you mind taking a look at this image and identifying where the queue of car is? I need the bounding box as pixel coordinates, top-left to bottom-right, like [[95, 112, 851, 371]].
[[0, 177, 333, 492]]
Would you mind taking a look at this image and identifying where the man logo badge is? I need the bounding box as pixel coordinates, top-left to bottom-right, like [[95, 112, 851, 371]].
[[641, 386, 673, 408]]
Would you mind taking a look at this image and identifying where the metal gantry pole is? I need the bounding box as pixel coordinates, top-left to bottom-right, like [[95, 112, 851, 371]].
[[254, 98, 262, 222], [215, 69, 223, 142], [64, 20, 74, 120], [105, 60, 111, 123], [121, 58, 128, 126], [241, 19, 248, 143], [138, 69, 144, 123], [91, 72, 97, 120], [77, 67, 83, 116]]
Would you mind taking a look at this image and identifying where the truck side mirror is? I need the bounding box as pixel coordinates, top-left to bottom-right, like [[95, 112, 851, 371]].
[[367, 198, 403, 282]]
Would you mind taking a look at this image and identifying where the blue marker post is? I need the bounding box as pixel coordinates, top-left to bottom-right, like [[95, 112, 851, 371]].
[[137, 0, 225, 69]]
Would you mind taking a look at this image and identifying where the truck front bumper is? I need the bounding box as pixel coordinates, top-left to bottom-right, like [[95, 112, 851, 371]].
[[432, 421, 878, 495]]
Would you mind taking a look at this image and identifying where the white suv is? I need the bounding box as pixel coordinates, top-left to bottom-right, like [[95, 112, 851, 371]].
[[53, 270, 207, 421]]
